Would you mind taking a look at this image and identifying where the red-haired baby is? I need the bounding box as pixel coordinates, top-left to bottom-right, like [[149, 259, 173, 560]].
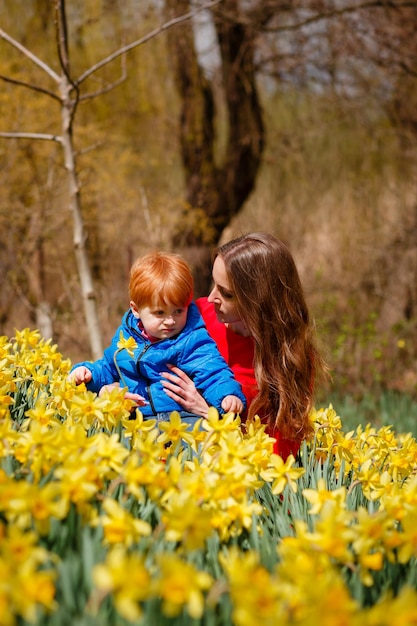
[[70, 251, 245, 423]]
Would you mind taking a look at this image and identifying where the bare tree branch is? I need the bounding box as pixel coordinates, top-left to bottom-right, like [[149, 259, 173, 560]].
[[263, 1, 417, 32], [53, 1, 80, 133], [76, 141, 103, 156], [399, 60, 417, 78], [79, 57, 128, 102], [0, 27, 60, 82], [54, 0, 71, 79], [0, 73, 62, 102], [54, 0, 78, 100], [0, 0, 222, 105], [0, 132, 63, 143], [75, 0, 223, 86]]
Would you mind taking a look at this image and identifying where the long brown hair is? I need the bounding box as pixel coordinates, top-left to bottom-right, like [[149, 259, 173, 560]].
[[215, 232, 325, 441]]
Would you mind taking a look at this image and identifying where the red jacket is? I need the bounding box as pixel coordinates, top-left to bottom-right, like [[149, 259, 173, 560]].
[[196, 298, 300, 460]]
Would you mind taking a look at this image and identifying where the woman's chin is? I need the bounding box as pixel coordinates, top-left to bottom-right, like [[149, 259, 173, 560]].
[[214, 310, 226, 323]]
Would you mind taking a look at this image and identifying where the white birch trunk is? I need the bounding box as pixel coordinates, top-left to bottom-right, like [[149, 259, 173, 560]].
[[59, 75, 103, 359]]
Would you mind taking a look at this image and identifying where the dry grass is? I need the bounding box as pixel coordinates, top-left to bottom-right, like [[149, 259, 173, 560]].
[[224, 90, 417, 396]]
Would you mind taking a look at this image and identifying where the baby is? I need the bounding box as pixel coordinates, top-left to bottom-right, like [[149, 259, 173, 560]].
[[70, 251, 245, 421]]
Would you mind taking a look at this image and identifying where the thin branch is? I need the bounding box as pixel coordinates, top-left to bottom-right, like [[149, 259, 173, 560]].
[[79, 57, 128, 102], [0, 73, 62, 102], [0, 132, 63, 143], [54, 0, 71, 76], [75, 0, 223, 86], [76, 141, 103, 156], [54, 0, 77, 92], [264, 1, 417, 32], [0, 27, 60, 83], [399, 60, 417, 78], [53, 1, 80, 132], [79, 74, 127, 102]]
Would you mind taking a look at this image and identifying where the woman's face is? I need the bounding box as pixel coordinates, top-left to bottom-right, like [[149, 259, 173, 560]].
[[208, 256, 241, 324]]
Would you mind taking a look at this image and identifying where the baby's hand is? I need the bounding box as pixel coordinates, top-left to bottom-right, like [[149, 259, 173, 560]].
[[221, 395, 244, 414], [99, 383, 149, 407], [68, 366, 92, 385]]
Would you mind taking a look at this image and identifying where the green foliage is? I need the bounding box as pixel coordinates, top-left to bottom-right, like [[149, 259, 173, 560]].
[[326, 390, 417, 439], [314, 297, 417, 399]]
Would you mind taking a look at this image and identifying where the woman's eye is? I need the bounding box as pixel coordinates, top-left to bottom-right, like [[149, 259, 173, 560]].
[[221, 290, 234, 299]]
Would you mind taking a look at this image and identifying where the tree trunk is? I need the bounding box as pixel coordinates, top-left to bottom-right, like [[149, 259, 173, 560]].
[[165, 0, 264, 295], [59, 73, 103, 359]]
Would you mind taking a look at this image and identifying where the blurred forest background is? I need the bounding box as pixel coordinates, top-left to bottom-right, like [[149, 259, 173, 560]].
[[1, 0, 417, 424]]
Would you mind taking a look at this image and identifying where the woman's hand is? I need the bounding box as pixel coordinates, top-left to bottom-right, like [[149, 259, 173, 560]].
[[98, 382, 148, 407], [161, 364, 209, 418]]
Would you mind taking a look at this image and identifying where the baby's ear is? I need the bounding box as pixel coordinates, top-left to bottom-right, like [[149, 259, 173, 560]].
[[130, 301, 140, 318]]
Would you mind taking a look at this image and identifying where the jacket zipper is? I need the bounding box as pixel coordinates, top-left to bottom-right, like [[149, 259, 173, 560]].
[[136, 343, 157, 414]]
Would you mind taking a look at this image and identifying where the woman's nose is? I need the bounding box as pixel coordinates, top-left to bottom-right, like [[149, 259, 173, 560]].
[[207, 288, 217, 303]]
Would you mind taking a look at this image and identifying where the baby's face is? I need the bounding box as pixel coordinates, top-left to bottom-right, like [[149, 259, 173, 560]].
[[136, 302, 188, 340]]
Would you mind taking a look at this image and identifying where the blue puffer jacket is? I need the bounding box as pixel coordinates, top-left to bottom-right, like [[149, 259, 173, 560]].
[[72, 302, 246, 416]]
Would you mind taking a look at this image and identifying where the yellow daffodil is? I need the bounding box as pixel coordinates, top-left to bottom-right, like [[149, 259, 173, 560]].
[[25, 397, 61, 426], [68, 389, 109, 430], [287, 514, 354, 564], [363, 585, 417, 625], [13, 328, 43, 351], [0, 414, 17, 456], [155, 553, 212, 619], [87, 432, 130, 476], [4, 328, 417, 626], [203, 406, 241, 433], [396, 510, 417, 564], [260, 453, 305, 494], [51, 379, 78, 416], [311, 404, 343, 432], [54, 463, 100, 508], [121, 409, 157, 448], [303, 478, 346, 516], [11, 568, 57, 622], [161, 490, 214, 550], [0, 384, 15, 422], [122, 450, 169, 503], [12, 420, 61, 480], [116, 331, 138, 357], [93, 545, 151, 622], [98, 386, 137, 426], [354, 455, 401, 500], [277, 541, 358, 625], [220, 548, 281, 626], [157, 411, 196, 448], [0, 522, 56, 623], [99, 498, 151, 545]]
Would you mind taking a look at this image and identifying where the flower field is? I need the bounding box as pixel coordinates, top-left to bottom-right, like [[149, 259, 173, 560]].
[[1, 329, 417, 626]]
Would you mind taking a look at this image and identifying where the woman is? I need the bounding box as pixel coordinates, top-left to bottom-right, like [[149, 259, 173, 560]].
[[161, 232, 327, 459]]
